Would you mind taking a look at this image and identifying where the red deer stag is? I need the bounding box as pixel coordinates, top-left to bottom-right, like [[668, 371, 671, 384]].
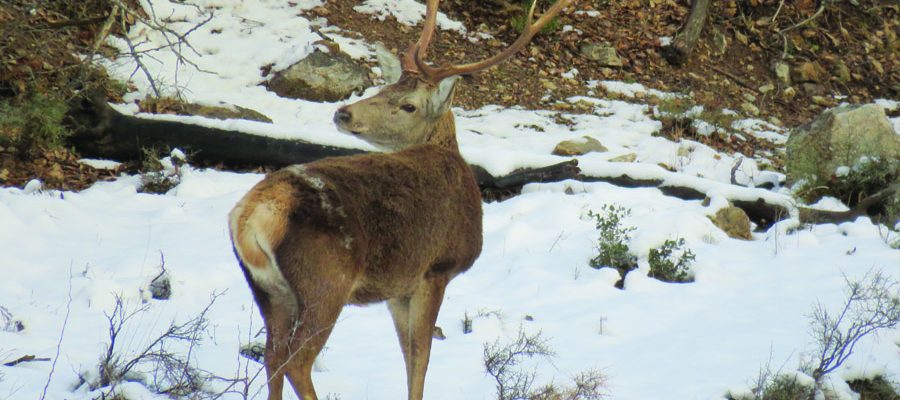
[[228, 1, 575, 398]]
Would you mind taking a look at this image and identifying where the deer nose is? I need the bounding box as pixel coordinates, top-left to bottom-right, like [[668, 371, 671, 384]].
[[334, 107, 352, 125]]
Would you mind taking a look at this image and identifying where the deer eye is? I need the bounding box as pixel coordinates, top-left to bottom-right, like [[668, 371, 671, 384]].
[[400, 104, 417, 113]]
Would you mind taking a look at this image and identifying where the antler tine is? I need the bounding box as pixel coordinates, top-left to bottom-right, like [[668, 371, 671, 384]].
[[416, 0, 576, 84], [402, 0, 442, 73]]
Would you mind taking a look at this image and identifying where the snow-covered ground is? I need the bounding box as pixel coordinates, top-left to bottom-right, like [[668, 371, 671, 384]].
[[2, 1, 898, 399]]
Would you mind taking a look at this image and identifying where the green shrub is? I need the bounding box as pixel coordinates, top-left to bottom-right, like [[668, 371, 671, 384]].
[[847, 375, 900, 400], [0, 94, 69, 159], [647, 238, 695, 283], [588, 205, 637, 287]]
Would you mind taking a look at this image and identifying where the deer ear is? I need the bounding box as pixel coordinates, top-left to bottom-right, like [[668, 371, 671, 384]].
[[428, 76, 460, 117], [374, 43, 403, 85]]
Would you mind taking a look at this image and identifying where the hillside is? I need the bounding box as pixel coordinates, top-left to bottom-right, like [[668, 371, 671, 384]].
[[0, 1, 899, 400]]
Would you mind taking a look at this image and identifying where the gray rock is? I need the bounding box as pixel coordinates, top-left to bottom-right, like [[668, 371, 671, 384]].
[[149, 271, 171, 300], [741, 102, 760, 116], [712, 30, 728, 54], [580, 43, 623, 67], [786, 104, 900, 184], [268, 48, 372, 102], [712, 207, 752, 240], [774, 62, 791, 85], [552, 136, 608, 156], [182, 103, 272, 123], [609, 153, 637, 163]]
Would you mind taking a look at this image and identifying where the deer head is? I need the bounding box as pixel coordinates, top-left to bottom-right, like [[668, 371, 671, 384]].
[[334, 0, 575, 151]]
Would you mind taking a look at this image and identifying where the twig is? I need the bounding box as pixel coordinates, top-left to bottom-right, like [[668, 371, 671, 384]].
[[779, 3, 828, 34], [40, 265, 74, 400], [771, 0, 787, 24], [708, 64, 760, 94], [3, 355, 51, 367]]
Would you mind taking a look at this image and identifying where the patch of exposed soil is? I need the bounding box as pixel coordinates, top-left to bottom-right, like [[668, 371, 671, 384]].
[[306, 0, 898, 126]]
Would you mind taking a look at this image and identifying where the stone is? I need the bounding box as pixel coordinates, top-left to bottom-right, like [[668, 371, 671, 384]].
[[268, 47, 372, 102], [782, 87, 796, 100], [149, 271, 171, 300], [184, 103, 272, 123], [713, 30, 728, 54], [552, 136, 608, 156], [741, 102, 760, 116], [580, 43, 623, 67], [792, 61, 825, 83], [786, 104, 900, 185], [712, 206, 752, 240], [833, 59, 852, 83], [774, 62, 791, 85], [609, 153, 637, 163]]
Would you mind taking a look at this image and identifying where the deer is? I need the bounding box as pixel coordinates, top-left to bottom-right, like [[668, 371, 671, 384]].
[[228, 1, 576, 399]]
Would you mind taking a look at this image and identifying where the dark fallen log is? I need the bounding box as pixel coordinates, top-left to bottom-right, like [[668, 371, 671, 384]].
[[65, 96, 894, 228], [581, 174, 897, 229], [64, 94, 581, 192], [65, 94, 364, 167], [661, 0, 711, 66]]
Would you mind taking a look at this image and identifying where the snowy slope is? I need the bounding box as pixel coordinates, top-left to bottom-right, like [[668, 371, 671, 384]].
[[2, 1, 898, 400]]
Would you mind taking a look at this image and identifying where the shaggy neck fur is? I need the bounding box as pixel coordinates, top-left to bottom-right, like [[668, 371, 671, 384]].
[[424, 111, 458, 149]]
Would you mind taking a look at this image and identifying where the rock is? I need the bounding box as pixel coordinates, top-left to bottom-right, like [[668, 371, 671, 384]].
[[240, 341, 266, 363], [774, 62, 791, 85], [580, 43, 623, 67], [811, 96, 831, 107], [781, 86, 797, 100], [833, 60, 852, 83], [540, 79, 558, 91], [552, 136, 608, 156], [268, 47, 372, 102], [792, 61, 825, 83], [185, 103, 272, 123], [149, 271, 171, 300], [713, 30, 728, 54], [609, 153, 637, 163], [758, 83, 775, 94], [786, 104, 900, 185], [712, 206, 752, 240], [741, 102, 760, 116]]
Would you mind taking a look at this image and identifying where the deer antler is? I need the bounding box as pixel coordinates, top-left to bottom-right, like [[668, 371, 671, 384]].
[[409, 0, 576, 84], [401, 0, 441, 73]]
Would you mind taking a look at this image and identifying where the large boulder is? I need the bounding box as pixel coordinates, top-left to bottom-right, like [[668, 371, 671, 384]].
[[268, 48, 372, 102], [786, 104, 900, 185]]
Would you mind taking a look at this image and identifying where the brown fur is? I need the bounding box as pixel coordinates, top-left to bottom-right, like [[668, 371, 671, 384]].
[[230, 105, 482, 400]]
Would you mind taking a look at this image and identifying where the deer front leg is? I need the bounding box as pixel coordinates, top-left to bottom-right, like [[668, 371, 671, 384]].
[[388, 275, 449, 400]]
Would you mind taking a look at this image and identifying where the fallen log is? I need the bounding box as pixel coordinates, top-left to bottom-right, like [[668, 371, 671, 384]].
[[64, 95, 581, 192], [65, 95, 895, 229]]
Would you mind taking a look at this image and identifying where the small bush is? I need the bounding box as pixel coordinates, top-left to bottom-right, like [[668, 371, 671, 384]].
[[0, 94, 69, 159], [483, 328, 606, 400], [588, 205, 637, 287], [793, 155, 900, 225], [647, 238, 695, 283], [139, 148, 187, 194], [726, 374, 815, 400], [847, 375, 900, 400]]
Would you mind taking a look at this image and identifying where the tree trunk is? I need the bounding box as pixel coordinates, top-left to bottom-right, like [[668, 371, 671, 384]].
[[662, 0, 712, 66]]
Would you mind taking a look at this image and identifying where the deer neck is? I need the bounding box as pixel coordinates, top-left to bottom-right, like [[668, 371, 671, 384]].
[[423, 110, 459, 150]]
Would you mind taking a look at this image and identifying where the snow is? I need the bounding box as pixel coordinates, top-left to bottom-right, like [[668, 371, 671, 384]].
[[1, 1, 898, 400]]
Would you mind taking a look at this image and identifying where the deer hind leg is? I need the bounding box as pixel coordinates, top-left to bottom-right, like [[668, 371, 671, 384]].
[[261, 301, 296, 400], [388, 274, 450, 400], [277, 236, 358, 400]]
